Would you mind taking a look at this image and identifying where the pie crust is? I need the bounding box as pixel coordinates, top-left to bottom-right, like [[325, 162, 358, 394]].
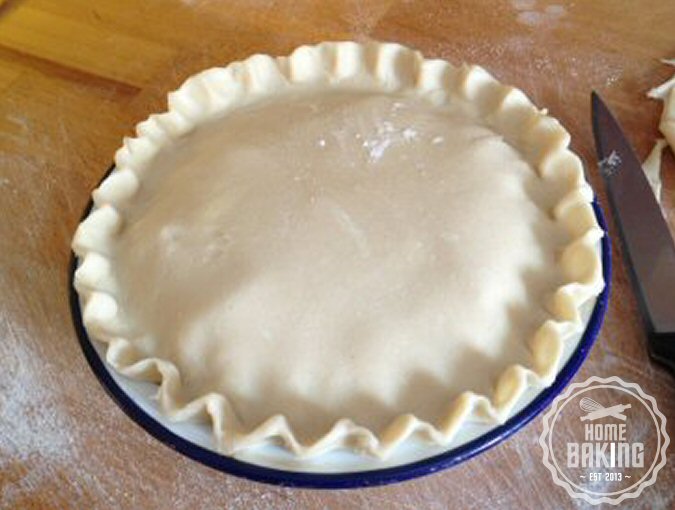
[[72, 42, 605, 459]]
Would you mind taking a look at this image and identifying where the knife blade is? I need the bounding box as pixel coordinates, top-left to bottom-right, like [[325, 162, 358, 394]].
[[591, 92, 675, 371]]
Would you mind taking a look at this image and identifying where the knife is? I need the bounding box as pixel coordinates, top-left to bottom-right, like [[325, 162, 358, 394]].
[[592, 92, 675, 372]]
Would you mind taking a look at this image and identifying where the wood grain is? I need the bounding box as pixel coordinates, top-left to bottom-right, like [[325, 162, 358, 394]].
[[1, 1, 674, 508]]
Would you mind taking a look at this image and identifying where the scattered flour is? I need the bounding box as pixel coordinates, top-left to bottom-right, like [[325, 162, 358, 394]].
[[510, 0, 536, 10], [0, 324, 75, 461], [517, 11, 546, 26], [363, 136, 394, 162], [545, 4, 565, 16], [511, 0, 566, 27], [0, 317, 80, 505]]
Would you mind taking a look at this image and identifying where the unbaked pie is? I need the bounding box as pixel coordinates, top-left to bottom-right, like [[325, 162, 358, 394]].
[[72, 42, 604, 459]]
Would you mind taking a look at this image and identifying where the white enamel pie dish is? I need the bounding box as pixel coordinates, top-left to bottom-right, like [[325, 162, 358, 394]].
[[69, 42, 611, 488]]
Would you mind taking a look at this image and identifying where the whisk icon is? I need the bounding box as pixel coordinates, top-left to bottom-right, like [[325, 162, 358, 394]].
[[580, 397, 631, 421]]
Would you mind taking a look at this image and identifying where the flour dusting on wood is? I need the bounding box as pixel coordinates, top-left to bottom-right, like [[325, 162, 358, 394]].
[[511, 0, 566, 27]]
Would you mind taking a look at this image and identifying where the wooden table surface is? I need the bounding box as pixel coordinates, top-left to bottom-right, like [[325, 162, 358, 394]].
[[1, 1, 674, 508]]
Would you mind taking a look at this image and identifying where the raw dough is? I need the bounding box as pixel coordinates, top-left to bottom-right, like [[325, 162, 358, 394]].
[[72, 42, 605, 458]]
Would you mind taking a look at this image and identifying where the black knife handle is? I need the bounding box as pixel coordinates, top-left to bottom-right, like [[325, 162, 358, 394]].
[[648, 331, 675, 374]]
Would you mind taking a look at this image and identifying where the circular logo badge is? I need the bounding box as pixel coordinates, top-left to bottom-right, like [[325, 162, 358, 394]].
[[540, 376, 669, 505]]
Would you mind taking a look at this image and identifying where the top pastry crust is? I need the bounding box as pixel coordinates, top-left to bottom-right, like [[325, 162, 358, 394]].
[[72, 42, 604, 458]]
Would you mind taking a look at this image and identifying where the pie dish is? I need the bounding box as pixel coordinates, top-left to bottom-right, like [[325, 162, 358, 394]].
[[72, 41, 605, 460]]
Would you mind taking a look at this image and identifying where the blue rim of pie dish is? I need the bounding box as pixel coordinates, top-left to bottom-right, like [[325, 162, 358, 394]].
[[69, 166, 611, 489]]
